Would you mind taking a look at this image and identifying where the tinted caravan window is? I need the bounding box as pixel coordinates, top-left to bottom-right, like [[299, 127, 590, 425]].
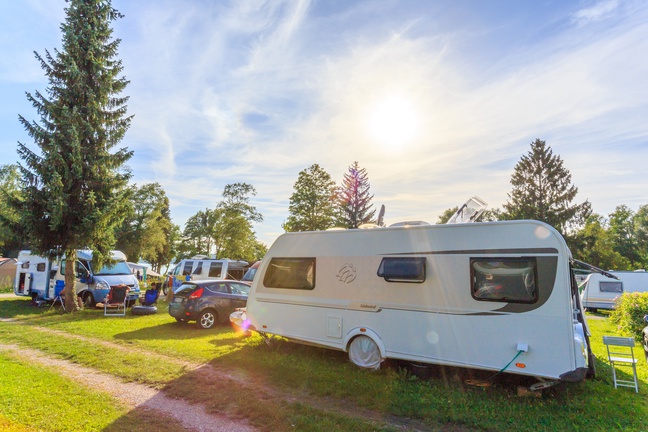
[[471, 258, 537, 303], [208, 262, 223, 278], [377, 257, 426, 283], [264, 258, 315, 290], [599, 281, 623, 293]]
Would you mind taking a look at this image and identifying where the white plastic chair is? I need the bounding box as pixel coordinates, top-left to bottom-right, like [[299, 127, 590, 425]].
[[603, 336, 639, 393]]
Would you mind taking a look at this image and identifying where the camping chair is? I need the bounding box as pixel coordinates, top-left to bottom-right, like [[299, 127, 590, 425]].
[[603, 336, 639, 393], [48, 283, 66, 312], [140, 283, 161, 306], [104, 284, 130, 316]]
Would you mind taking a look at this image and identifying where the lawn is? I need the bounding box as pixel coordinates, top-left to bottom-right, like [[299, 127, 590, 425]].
[[0, 296, 647, 431]]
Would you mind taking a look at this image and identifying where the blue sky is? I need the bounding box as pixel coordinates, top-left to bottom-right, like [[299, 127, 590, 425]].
[[1, 0, 647, 247]]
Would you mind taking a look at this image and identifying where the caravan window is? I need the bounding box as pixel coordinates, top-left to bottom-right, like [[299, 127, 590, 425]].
[[264, 258, 315, 290], [599, 281, 623, 293], [471, 258, 537, 303], [193, 262, 203, 275], [182, 261, 193, 276], [377, 257, 426, 283], [208, 262, 223, 278]]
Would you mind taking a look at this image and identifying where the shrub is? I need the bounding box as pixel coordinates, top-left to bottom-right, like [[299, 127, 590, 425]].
[[609, 291, 648, 341]]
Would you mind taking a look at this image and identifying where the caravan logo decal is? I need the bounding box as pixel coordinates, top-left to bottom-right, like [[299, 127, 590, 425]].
[[337, 263, 357, 284]]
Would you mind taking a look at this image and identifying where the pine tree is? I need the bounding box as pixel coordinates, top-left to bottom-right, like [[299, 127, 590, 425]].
[[283, 164, 336, 232], [336, 161, 376, 229], [503, 139, 590, 235], [15, 0, 132, 311]]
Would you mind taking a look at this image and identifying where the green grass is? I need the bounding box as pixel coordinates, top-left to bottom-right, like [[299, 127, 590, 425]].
[[0, 352, 127, 431], [1, 296, 647, 431]]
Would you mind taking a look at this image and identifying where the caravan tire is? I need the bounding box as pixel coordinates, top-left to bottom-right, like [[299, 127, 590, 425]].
[[348, 335, 382, 370]]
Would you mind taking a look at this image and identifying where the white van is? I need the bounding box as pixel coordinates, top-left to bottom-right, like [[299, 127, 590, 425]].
[[580, 270, 648, 311], [14, 250, 140, 307], [168, 257, 248, 289], [236, 220, 593, 384]]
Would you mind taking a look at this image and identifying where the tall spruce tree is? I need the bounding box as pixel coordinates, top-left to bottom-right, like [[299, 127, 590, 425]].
[[15, 0, 132, 311], [336, 161, 376, 229], [283, 164, 336, 232], [503, 139, 590, 235]]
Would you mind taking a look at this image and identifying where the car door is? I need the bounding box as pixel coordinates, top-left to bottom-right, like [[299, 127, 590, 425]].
[[204, 282, 233, 322]]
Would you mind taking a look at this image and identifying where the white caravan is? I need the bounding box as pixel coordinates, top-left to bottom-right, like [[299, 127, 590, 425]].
[[238, 220, 593, 383], [14, 250, 140, 307], [580, 270, 648, 311], [167, 257, 249, 290]]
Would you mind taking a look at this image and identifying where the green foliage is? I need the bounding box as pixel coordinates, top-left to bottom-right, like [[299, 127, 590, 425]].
[[13, 0, 132, 311], [571, 214, 631, 269], [608, 205, 642, 267], [178, 183, 265, 262], [335, 161, 376, 229], [283, 163, 337, 232], [115, 182, 173, 269], [502, 139, 591, 235], [0, 164, 25, 256], [609, 292, 648, 341]]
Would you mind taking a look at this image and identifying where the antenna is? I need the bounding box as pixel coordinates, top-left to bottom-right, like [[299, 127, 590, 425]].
[[447, 196, 488, 224]]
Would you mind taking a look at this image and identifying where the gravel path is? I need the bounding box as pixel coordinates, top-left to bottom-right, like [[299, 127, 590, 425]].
[[0, 343, 256, 432]]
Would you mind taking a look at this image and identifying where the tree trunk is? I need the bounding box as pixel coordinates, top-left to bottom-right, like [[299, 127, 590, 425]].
[[63, 249, 81, 312]]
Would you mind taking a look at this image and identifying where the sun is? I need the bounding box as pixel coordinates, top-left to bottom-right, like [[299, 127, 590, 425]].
[[366, 95, 420, 149]]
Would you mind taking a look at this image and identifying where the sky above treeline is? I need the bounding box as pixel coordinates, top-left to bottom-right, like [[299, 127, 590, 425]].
[[1, 0, 647, 247]]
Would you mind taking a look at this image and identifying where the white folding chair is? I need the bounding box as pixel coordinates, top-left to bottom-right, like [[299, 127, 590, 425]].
[[603, 336, 639, 393]]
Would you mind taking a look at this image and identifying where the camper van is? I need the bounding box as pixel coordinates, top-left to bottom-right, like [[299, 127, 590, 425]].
[[236, 220, 593, 383], [580, 270, 648, 312], [14, 250, 140, 307], [167, 257, 249, 289]]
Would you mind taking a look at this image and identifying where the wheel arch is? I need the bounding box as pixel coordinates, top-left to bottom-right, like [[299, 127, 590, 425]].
[[343, 327, 386, 359]]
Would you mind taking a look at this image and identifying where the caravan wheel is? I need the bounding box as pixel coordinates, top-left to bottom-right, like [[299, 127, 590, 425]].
[[348, 335, 382, 370]]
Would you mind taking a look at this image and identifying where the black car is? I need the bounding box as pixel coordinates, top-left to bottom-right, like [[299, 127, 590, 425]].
[[169, 279, 250, 329]]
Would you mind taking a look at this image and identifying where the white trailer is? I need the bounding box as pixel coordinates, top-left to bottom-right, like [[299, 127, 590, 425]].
[[580, 270, 648, 311], [238, 220, 593, 383], [14, 250, 140, 307]]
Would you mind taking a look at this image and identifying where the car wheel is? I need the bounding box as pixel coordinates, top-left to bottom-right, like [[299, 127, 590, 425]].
[[348, 335, 382, 370], [175, 317, 187, 323], [197, 310, 217, 329], [83, 292, 96, 308]]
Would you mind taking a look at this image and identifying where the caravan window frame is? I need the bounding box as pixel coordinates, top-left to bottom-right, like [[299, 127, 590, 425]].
[[470, 257, 538, 304], [377, 257, 426, 283], [263, 257, 316, 290]]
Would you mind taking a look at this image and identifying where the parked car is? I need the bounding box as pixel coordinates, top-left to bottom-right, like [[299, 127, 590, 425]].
[[169, 279, 250, 329]]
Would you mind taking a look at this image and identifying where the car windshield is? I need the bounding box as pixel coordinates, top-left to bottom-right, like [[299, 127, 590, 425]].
[[95, 260, 133, 276]]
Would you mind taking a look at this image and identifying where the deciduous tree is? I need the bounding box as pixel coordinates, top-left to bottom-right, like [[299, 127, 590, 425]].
[[283, 164, 336, 232]]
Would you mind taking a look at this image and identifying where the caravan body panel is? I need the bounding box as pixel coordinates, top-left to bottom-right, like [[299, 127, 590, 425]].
[[245, 220, 589, 381]]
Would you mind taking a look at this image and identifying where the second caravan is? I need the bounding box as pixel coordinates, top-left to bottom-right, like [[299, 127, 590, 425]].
[[238, 220, 593, 383], [580, 270, 648, 311]]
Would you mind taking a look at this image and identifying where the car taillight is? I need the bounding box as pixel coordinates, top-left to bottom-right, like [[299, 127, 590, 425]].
[[188, 287, 204, 299]]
